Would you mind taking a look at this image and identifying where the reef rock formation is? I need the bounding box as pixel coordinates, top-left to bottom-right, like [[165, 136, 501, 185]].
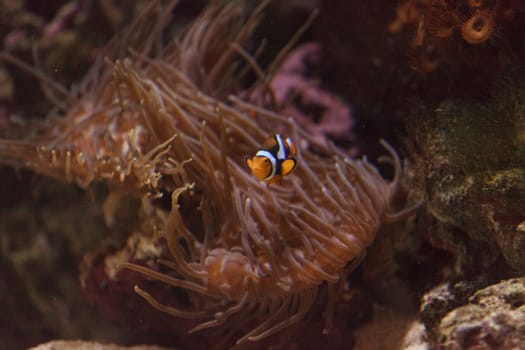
[[407, 75, 525, 274], [419, 278, 525, 350]]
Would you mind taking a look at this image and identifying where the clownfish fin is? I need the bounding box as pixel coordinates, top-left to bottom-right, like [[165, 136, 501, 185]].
[[265, 175, 283, 186], [281, 158, 297, 176], [245, 156, 254, 168], [262, 135, 278, 149]]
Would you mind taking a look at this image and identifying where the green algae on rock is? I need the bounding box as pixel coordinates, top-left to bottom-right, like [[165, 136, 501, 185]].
[[408, 75, 525, 273]]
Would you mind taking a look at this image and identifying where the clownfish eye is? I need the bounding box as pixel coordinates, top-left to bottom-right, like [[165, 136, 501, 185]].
[[263, 158, 270, 164]]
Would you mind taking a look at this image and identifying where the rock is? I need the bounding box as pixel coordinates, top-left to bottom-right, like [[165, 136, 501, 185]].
[[435, 278, 525, 349], [28, 340, 175, 350]]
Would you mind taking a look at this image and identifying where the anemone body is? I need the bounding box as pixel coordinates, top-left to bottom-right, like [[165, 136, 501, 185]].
[[0, 0, 412, 346]]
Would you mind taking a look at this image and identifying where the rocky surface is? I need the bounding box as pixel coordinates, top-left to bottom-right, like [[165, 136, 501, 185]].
[[435, 278, 525, 349], [28, 340, 174, 350]]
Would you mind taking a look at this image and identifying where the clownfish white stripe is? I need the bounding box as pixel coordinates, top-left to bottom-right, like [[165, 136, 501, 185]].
[[275, 134, 286, 160], [286, 137, 293, 149], [255, 150, 277, 179]]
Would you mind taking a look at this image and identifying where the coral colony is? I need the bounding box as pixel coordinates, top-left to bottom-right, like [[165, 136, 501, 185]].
[[389, 0, 519, 72]]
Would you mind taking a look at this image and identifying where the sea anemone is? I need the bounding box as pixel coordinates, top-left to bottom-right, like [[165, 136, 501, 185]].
[[0, 0, 420, 347]]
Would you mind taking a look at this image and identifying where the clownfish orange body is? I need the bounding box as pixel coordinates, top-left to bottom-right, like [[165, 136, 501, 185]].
[[246, 134, 297, 185]]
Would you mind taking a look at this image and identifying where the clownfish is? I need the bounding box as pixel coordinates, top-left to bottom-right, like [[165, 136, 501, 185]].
[[245, 134, 297, 185]]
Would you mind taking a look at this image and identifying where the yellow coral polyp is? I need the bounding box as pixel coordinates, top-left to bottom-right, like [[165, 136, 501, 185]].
[[461, 11, 496, 44]]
